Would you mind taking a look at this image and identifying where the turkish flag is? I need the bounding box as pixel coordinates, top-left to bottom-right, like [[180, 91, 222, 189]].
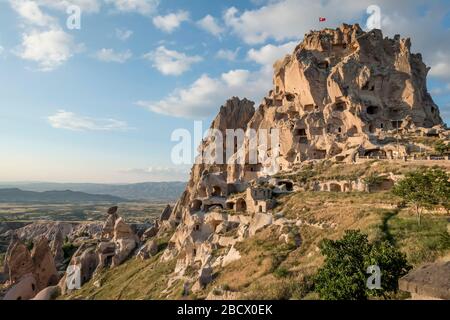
[[319, 17, 326, 22]]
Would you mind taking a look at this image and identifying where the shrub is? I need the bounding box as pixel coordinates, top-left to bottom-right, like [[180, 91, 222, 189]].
[[273, 267, 290, 278], [62, 241, 77, 260], [434, 140, 449, 155], [314, 230, 411, 300]]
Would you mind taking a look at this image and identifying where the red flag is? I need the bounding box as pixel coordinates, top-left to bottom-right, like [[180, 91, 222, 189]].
[[319, 17, 326, 22]]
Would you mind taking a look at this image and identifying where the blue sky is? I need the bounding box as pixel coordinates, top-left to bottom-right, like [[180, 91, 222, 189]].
[[0, 0, 449, 183]]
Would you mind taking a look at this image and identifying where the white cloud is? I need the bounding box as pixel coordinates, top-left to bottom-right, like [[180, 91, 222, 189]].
[[0, 46, 4, 56], [10, 0, 57, 27], [222, 0, 416, 44], [16, 29, 83, 71], [36, 0, 101, 13], [143, 46, 202, 76], [138, 42, 306, 118], [10, 0, 87, 71], [137, 40, 302, 118], [221, 69, 250, 87], [105, 0, 159, 16], [247, 41, 297, 66], [136, 66, 272, 118], [430, 52, 450, 80], [215, 48, 240, 61], [48, 110, 131, 131], [197, 15, 224, 37], [115, 28, 133, 41], [152, 10, 189, 33], [95, 48, 132, 63]]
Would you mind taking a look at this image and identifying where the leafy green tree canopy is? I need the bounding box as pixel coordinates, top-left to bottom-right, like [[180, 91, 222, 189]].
[[393, 168, 450, 224], [314, 230, 411, 300]]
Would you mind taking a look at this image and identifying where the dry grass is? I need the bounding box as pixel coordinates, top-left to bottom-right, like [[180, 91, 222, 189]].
[[62, 162, 450, 300]]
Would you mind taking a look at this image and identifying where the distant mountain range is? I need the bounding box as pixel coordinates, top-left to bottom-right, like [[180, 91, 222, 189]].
[[0, 188, 126, 203], [0, 181, 186, 201]]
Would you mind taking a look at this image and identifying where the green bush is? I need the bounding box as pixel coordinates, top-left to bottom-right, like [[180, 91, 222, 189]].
[[62, 241, 77, 260], [434, 140, 449, 155], [314, 230, 411, 300], [273, 267, 290, 278]]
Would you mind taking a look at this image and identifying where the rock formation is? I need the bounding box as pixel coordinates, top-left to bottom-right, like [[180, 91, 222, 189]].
[[399, 261, 450, 299], [31, 237, 59, 291], [157, 24, 448, 295], [2, 236, 58, 300], [59, 207, 139, 294]]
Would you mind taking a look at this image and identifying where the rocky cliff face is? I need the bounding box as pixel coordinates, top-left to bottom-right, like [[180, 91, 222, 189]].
[[155, 25, 448, 293], [169, 24, 445, 227]]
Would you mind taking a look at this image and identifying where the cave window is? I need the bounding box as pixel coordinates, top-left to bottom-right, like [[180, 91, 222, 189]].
[[338, 127, 342, 133], [285, 93, 295, 102], [194, 224, 200, 231], [334, 102, 345, 112], [212, 186, 221, 197], [304, 104, 314, 112], [294, 128, 307, 136], [380, 123, 384, 129], [193, 249, 197, 256], [367, 106, 379, 115], [31, 284, 35, 291], [294, 128, 308, 144], [191, 200, 202, 211], [391, 120, 402, 129], [318, 61, 329, 70]]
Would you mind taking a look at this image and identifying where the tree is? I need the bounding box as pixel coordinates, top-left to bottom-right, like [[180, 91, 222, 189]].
[[434, 140, 449, 155], [432, 169, 450, 214], [314, 230, 411, 300], [393, 168, 449, 225]]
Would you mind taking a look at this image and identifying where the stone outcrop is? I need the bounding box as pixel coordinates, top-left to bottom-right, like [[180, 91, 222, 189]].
[[158, 23, 448, 296], [136, 240, 158, 260], [112, 217, 137, 267], [160, 204, 172, 221], [3, 273, 37, 300], [58, 207, 139, 295], [102, 206, 119, 240], [50, 229, 65, 269], [2, 236, 58, 300], [167, 23, 446, 232], [399, 261, 450, 300], [31, 238, 58, 291], [4, 238, 34, 285]]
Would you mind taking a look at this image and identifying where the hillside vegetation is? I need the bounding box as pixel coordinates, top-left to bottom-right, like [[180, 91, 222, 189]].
[[63, 162, 450, 300]]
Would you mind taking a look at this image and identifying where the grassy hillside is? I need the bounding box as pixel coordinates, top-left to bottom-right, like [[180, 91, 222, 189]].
[[63, 191, 449, 300]]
